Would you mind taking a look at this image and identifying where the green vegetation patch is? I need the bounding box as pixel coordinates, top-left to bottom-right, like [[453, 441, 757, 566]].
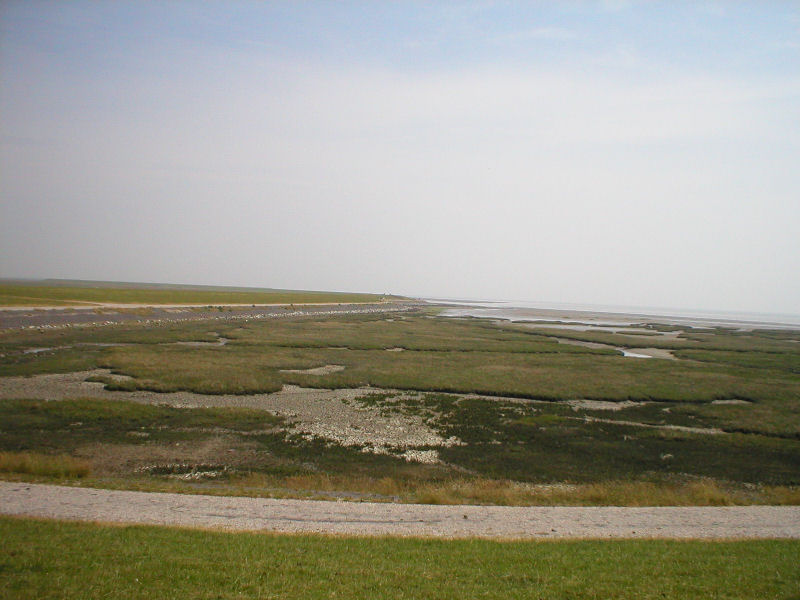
[[519, 324, 800, 353], [354, 394, 800, 485], [0, 452, 90, 478], [0, 283, 384, 306], [5, 314, 797, 405], [0, 321, 223, 349], [98, 345, 288, 394], [0, 399, 283, 452], [675, 349, 800, 373], [0, 347, 103, 377], [277, 348, 800, 404], [231, 314, 612, 353], [2, 518, 799, 600]]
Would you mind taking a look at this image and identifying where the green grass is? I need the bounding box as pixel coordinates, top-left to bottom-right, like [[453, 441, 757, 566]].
[[0, 452, 90, 478], [2, 517, 799, 599], [77, 322, 798, 405], [0, 347, 104, 377], [675, 349, 800, 373], [0, 321, 223, 350], [407, 477, 800, 506], [276, 348, 800, 404], [519, 324, 800, 353], [0, 398, 283, 451], [0, 283, 386, 306], [229, 314, 613, 353], [99, 345, 288, 394], [5, 313, 796, 406]]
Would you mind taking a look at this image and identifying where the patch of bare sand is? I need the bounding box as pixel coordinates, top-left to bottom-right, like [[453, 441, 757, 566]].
[[553, 337, 676, 359], [553, 338, 611, 350], [76, 436, 269, 477], [280, 364, 345, 375], [172, 337, 229, 347], [580, 415, 725, 435], [622, 347, 676, 360], [712, 399, 752, 405], [565, 399, 645, 411]]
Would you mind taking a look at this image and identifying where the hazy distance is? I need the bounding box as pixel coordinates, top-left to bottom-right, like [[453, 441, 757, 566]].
[[1, 2, 798, 315]]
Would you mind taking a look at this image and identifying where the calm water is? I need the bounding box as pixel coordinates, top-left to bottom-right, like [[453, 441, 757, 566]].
[[425, 298, 800, 331]]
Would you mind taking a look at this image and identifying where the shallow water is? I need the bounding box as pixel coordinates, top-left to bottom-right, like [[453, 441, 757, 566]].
[[620, 350, 652, 359], [441, 306, 643, 326], [435, 300, 800, 331]]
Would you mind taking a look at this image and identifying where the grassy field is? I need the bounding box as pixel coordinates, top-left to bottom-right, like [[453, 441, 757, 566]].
[[2, 517, 799, 599], [517, 323, 800, 353], [1, 310, 798, 504], [0, 281, 386, 306], [6, 314, 796, 405]]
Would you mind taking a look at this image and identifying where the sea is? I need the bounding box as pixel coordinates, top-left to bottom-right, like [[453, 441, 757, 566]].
[[423, 298, 800, 331]]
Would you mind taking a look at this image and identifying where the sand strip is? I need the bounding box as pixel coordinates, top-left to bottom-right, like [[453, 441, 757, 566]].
[[1, 482, 798, 539]]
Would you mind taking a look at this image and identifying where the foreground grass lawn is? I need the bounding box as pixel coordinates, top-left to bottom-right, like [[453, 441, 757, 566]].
[[1, 517, 798, 599]]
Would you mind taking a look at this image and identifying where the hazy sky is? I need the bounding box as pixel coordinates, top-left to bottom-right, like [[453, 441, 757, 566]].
[[1, 1, 799, 313]]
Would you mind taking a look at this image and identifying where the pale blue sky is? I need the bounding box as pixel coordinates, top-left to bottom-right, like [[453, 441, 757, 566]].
[[1, 1, 799, 313]]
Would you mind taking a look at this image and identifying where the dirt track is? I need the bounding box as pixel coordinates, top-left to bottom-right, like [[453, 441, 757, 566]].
[[2, 482, 799, 539]]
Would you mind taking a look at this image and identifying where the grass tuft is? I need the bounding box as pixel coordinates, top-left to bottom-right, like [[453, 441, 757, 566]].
[[407, 478, 797, 506]]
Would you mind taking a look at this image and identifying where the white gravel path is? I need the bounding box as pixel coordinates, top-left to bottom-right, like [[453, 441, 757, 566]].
[[2, 481, 799, 539]]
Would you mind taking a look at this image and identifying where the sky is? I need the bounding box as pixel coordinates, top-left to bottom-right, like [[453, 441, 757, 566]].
[[1, 1, 799, 314]]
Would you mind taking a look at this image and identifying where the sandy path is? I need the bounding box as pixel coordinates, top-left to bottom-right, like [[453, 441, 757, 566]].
[[2, 482, 799, 539]]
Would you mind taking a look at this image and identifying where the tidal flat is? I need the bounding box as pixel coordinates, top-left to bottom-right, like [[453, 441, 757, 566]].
[[1, 303, 798, 505]]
